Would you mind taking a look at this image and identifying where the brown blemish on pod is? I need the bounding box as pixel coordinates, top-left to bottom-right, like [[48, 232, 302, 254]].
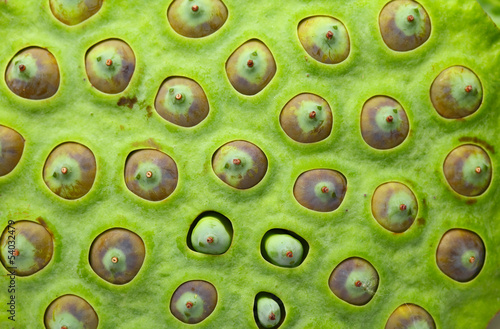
[[117, 96, 138, 109], [385, 304, 435, 329], [170, 280, 218, 324], [44, 295, 99, 329], [0, 125, 25, 176]]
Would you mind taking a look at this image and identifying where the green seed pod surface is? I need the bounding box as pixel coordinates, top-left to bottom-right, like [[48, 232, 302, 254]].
[[297, 15, 350, 64], [155, 76, 209, 127], [385, 304, 435, 329], [436, 228, 485, 282], [49, 0, 104, 26], [190, 213, 233, 254], [226, 39, 276, 95], [430, 66, 483, 119], [256, 296, 281, 328], [44, 294, 98, 329], [0, 125, 24, 176], [443, 144, 492, 197], [360, 96, 409, 150], [0, 220, 53, 276], [85, 39, 136, 94], [89, 228, 146, 285], [280, 93, 333, 143], [328, 257, 379, 306], [43, 142, 97, 200], [5, 47, 60, 100], [371, 182, 418, 233], [379, 0, 431, 51], [167, 0, 228, 38], [170, 280, 218, 324], [263, 233, 304, 268]]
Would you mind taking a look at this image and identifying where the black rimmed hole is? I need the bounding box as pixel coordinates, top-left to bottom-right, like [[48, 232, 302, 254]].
[[260, 228, 309, 268], [253, 292, 286, 329]]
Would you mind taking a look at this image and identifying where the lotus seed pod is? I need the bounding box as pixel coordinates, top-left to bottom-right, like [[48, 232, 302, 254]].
[[443, 144, 492, 197], [379, 0, 431, 51], [0, 125, 24, 176], [361, 96, 409, 150], [212, 140, 268, 189], [436, 228, 485, 282], [262, 233, 304, 268], [49, 0, 103, 26], [430, 66, 483, 119], [297, 15, 350, 64], [256, 296, 281, 329], [85, 39, 135, 94], [170, 280, 217, 324], [293, 169, 347, 212], [154, 76, 209, 127], [0, 221, 53, 276], [328, 257, 379, 306], [44, 294, 98, 329], [371, 182, 418, 233], [5, 47, 60, 100], [43, 142, 97, 200], [226, 39, 277, 95], [124, 149, 178, 201], [280, 93, 333, 143], [385, 304, 436, 329], [167, 0, 228, 38], [89, 228, 145, 285], [190, 213, 233, 255]]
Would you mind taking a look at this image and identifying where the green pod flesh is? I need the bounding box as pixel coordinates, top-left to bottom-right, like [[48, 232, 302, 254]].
[[49, 0, 103, 26], [263, 233, 305, 268], [361, 96, 409, 150], [170, 280, 218, 324], [5, 47, 60, 100], [430, 66, 483, 119], [293, 169, 347, 212], [89, 228, 145, 285], [85, 39, 136, 94], [43, 142, 97, 200], [256, 296, 281, 329], [168, 0, 228, 38], [328, 257, 379, 306], [212, 140, 268, 189], [226, 39, 276, 95], [0, 125, 24, 176], [385, 304, 436, 329], [280, 93, 333, 143], [297, 15, 350, 64], [0, 221, 53, 276], [44, 294, 98, 329], [443, 144, 492, 197], [371, 182, 418, 233], [436, 229, 485, 282], [154, 76, 209, 127], [190, 213, 233, 255], [379, 0, 431, 51]]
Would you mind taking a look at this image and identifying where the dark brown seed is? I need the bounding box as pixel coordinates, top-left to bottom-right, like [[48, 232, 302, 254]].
[[294, 169, 347, 212], [385, 304, 435, 329], [0, 125, 25, 176], [168, 0, 228, 38], [44, 295, 98, 329], [170, 280, 218, 324]]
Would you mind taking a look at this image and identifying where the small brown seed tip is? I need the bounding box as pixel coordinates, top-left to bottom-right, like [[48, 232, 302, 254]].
[[269, 312, 276, 321], [186, 301, 193, 309], [233, 158, 241, 165], [61, 167, 68, 174], [399, 204, 407, 211], [407, 15, 414, 22], [355, 280, 362, 287], [326, 31, 334, 39], [146, 171, 153, 178], [19, 64, 26, 72], [13, 249, 19, 257], [286, 251, 293, 258], [247, 59, 254, 67], [309, 111, 316, 119], [321, 186, 329, 193], [469, 256, 475, 264], [175, 93, 183, 100], [475, 167, 481, 174], [106, 59, 113, 66], [192, 5, 199, 11], [111, 256, 119, 263], [386, 115, 394, 123], [465, 85, 473, 93], [207, 236, 214, 244]]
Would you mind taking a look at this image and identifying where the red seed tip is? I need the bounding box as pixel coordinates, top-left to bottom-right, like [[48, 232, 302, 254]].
[[407, 15, 414, 22], [475, 167, 481, 174], [61, 326, 68, 329], [469, 256, 475, 264], [386, 115, 394, 123], [175, 93, 183, 100], [465, 85, 473, 93], [286, 251, 293, 258], [61, 167, 68, 174], [233, 158, 241, 165], [186, 301, 193, 309], [269, 312, 276, 321], [111, 256, 119, 263], [146, 171, 153, 178], [326, 31, 334, 39], [399, 204, 407, 211], [13, 249, 19, 257], [192, 5, 199, 11], [247, 59, 254, 67], [19, 64, 26, 72], [106, 59, 113, 66], [321, 186, 329, 193], [309, 111, 316, 119], [207, 236, 214, 244], [355, 280, 362, 287]]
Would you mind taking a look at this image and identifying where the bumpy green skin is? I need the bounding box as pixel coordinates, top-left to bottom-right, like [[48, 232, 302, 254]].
[[0, 125, 24, 176], [49, 0, 103, 26], [170, 280, 218, 324], [190, 213, 233, 254], [168, 0, 228, 38], [256, 296, 281, 328], [44, 294, 98, 329], [263, 233, 305, 268], [385, 304, 435, 329], [0, 0, 499, 328]]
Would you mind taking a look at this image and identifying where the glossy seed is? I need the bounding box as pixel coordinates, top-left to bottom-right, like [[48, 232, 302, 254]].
[[385, 304, 435, 329], [431, 66, 483, 118], [255, 295, 283, 329], [49, 0, 103, 25], [44, 295, 98, 329], [124, 149, 178, 201], [190, 212, 233, 255], [262, 232, 306, 268], [361, 96, 409, 150], [43, 142, 96, 200], [379, 0, 431, 51], [170, 280, 217, 324], [436, 228, 485, 282], [0, 221, 54, 276], [212, 140, 268, 189], [443, 144, 492, 197], [328, 257, 379, 306], [372, 182, 418, 233], [298, 15, 350, 64], [89, 228, 146, 285], [226, 39, 277, 95], [5, 47, 60, 100], [85, 39, 136, 94], [168, 0, 228, 38], [0, 125, 25, 176], [155, 76, 209, 127], [293, 169, 347, 212]]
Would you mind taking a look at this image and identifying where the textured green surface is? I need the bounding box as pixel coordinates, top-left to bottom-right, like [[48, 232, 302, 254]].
[[0, 0, 499, 328]]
